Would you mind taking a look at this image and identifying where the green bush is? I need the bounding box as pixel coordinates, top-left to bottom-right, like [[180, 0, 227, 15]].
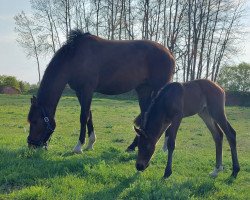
[[218, 62, 250, 92], [0, 75, 19, 90]]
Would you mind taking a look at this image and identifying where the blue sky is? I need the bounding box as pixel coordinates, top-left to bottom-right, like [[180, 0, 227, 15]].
[[0, 0, 250, 84]]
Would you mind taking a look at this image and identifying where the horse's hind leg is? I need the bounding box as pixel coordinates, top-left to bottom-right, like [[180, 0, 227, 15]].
[[199, 110, 224, 177], [213, 113, 240, 178], [126, 85, 153, 152]]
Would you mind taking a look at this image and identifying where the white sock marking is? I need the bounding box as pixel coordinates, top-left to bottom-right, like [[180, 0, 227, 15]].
[[73, 140, 84, 154], [86, 132, 96, 150], [209, 165, 223, 178]]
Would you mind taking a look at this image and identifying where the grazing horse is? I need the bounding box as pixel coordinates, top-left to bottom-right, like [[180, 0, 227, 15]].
[[27, 30, 175, 153], [134, 79, 240, 178]]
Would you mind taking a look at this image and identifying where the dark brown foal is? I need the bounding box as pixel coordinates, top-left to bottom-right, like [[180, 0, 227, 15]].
[[135, 79, 240, 179]]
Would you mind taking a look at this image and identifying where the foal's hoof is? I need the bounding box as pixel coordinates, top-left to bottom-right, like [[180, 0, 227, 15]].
[[164, 170, 172, 179], [126, 148, 135, 153], [209, 166, 223, 178], [231, 167, 240, 178]]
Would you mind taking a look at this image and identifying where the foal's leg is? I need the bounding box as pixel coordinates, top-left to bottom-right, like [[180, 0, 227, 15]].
[[126, 85, 153, 151], [164, 115, 182, 178], [73, 89, 94, 153], [163, 125, 171, 152], [199, 111, 224, 177], [213, 114, 240, 178]]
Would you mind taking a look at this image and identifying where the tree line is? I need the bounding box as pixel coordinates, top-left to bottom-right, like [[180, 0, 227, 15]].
[[14, 0, 246, 83], [1, 62, 249, 94], [0, 75, 31, 93]]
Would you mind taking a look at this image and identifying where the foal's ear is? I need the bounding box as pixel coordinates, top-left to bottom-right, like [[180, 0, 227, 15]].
[[31, 95, 37, 105], [134, 126, 141, 136], [133, 126, 147, 138]]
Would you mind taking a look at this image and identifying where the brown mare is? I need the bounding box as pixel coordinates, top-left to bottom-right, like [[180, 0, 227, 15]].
[[134, 79, 240, 178], [27, 30, 175, 153]]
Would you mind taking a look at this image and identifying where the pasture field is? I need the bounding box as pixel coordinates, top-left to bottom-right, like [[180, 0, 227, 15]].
[[0, 94, 249, 199]]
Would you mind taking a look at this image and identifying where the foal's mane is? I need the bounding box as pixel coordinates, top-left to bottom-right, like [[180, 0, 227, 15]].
[[142, 84, 172, 130], [142, 82, 182, 131]]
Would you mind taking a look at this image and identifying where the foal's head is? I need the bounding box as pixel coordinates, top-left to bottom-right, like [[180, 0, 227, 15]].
[[27, 96, 55, 148], [135, 95, 172, 171], [135, 84, 182, 171], [134, 126, 156, 171]]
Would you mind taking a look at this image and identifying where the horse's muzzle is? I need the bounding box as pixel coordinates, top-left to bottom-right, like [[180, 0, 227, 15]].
[[27, 136, 47, 149]]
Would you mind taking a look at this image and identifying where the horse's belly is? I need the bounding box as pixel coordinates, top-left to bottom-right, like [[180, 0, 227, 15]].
[[96, 67, 147, 95], [96, 80, 140, 95]]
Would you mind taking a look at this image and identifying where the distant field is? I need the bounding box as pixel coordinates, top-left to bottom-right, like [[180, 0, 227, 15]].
[[0, 94, 249, 199]]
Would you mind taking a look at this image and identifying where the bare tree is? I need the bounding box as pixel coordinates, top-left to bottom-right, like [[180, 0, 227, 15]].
[[14, 11, 42, 83], [14, 0, 246, 83]]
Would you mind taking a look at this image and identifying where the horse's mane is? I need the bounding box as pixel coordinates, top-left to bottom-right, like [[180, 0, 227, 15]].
[[66, 29, 91, 48], [52, 29, 91, 60], [37, 29, 91, 102]]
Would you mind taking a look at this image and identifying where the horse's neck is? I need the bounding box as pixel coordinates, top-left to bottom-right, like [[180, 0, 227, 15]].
[[37, 70, 68, 117]]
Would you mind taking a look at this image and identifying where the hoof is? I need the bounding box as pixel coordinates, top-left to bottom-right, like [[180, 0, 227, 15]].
[[162, 137, 168, 152], [209, 165, 223, 178], [164, 170, 172, 179], [231, 166, 240, 178], [73, 140, 84, 154], [85, 146, 94, 151], [126, 148, 135, 152], [73, 148, 83, 154]]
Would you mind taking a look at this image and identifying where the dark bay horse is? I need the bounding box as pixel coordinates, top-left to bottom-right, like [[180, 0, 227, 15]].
[[27, 29, 175, 153], [134, 79, 240, 178]]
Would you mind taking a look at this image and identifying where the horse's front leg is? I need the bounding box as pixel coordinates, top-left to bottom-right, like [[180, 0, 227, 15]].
[[73, 89, 94, 154], [164, 115, 182, 178]]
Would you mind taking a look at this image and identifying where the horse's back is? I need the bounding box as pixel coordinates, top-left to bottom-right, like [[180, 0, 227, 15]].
[[73, 36, 175, 94]]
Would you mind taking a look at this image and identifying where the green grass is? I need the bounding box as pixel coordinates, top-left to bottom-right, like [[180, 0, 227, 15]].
[[0, 94, 249, 199]]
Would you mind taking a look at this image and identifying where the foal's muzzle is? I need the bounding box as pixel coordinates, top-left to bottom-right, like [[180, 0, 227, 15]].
[[136, 162, 149, 171]]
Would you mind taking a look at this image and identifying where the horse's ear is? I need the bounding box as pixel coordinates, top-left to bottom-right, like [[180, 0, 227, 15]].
[[31, 95, 37, 105]]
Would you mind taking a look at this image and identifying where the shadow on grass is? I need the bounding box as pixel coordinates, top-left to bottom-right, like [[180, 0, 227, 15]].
[[0, 147, 136, 194], [84, 173, 139, 199]]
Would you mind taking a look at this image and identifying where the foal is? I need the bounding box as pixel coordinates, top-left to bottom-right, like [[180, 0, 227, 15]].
[[134, 79, 240, 178]]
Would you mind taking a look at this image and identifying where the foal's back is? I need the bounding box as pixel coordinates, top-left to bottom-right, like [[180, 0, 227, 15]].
[[182, 79, 225, 117]]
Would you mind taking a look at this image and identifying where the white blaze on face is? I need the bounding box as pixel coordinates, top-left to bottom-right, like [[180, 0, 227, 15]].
[[86, 131, 96, 150], [73, 140, 84, 154]]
